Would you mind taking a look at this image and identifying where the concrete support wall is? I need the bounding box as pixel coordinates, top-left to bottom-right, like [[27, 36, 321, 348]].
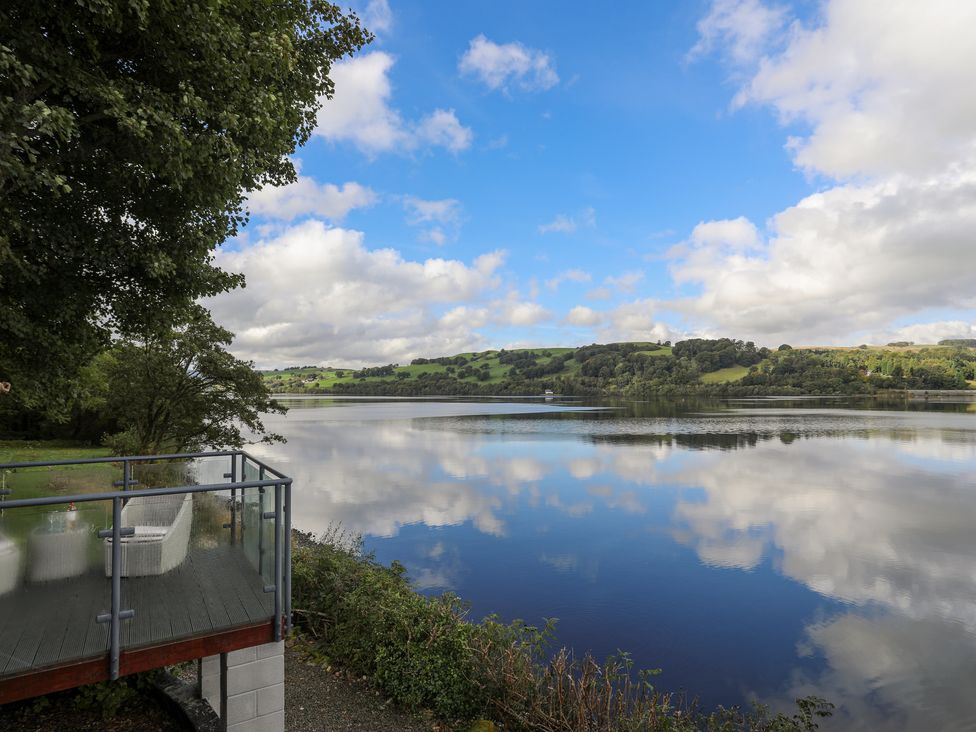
[[201, 641, 284, 731]]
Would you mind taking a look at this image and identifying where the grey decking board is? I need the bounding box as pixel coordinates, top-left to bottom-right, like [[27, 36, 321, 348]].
[[0, 544, 272, 679]]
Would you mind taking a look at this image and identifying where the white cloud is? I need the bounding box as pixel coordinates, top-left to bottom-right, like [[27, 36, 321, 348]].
[[690, 216, 761, 249], [597, 299, 678, 343], [496, 299, 551, 327], [248, 177, 376, 221], [690, 0, 788, 65], [586, 287, 612, 301], [414, 109, 473, 153], [604, 270, 645, 294], [538, 207, 596, 235], [459, 35, 559, 92], [207, 220, 504, 367], [403, 196, 461, 225], [315, 52, 472, 155], [679, 0, 976, 343], [362, 0, 393, 35], [670, 174, 976, 343], [865, 320, 976, 347], [736, 0, 976, 179], [402, 196, 463, 245], [545, 268, 592, 290], [565, 305, 603, 327]]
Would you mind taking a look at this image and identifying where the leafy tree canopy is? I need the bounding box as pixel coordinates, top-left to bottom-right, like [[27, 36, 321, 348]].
[[96, 305, 284, 455], [0, 0, 371, 413]]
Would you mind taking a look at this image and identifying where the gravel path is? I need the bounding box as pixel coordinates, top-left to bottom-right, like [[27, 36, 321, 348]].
[[284, 644, 432, 732]]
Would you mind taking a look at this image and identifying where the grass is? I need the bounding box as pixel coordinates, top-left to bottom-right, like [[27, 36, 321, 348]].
[[0, 441, 118, 540], [701, 365, 750, 384]]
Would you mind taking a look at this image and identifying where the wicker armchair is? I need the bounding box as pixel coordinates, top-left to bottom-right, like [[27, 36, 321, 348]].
[[103, 493, 193, 577]]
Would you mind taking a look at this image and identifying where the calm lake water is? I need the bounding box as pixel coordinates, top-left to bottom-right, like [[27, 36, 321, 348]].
[[248, 396, 976, 731]]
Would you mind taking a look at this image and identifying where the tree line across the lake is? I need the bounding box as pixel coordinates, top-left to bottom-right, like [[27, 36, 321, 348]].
[[265, 339, 976, 398]]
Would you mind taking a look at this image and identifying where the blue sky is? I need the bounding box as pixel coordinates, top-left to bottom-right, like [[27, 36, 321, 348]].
[[208, 0, 976, 368]]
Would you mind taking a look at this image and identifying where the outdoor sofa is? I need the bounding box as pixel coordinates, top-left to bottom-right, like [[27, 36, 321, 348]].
[[103, 493, 193, 577]]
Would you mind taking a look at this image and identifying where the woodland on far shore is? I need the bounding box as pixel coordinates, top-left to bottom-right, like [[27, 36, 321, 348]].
[[263, 338, 976, 398]]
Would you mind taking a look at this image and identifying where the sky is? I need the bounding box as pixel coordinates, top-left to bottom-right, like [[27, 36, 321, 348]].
[[206, 0, 976, 369]]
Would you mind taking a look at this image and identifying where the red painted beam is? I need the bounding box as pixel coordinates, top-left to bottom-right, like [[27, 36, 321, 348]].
[[0, 620, 276, 706]]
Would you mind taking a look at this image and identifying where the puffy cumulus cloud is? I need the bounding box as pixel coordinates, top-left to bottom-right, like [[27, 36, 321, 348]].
[[735, 1, 976, 179], [565, 305, 603, 327], [496, 298, 551, 327], [682, 0, 976, 343], [414, 109, 473, 153], [315, 52, 472, 155], [402, 195, 463, 245], [596, 299, 679, 343], [458, 35, 559, 93], [545, 268, 592, 290], [690, 216, 761, 249], [206, 220, 504, 367], [538, 206, 595, 235], [670, 175, 976, 343], [247, 177, 376, 221]]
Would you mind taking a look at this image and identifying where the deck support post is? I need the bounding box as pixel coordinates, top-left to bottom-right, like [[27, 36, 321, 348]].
[[202, 641, 285, 731]]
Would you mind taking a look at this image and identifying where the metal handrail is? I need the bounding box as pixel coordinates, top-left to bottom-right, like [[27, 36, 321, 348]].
[[0, 449, 291, 480], [0, 450, 293, 680]]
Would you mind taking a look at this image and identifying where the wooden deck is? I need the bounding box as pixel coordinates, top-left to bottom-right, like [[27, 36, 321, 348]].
[[0, 545, 272, 679]]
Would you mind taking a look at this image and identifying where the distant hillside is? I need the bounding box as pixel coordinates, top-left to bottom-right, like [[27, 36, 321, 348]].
[[263, 339, 976, 397]]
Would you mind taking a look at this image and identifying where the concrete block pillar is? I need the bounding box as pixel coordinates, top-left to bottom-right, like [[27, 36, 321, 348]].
[[201, 641, 284, 731]]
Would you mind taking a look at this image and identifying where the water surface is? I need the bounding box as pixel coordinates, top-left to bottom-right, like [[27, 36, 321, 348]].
[[249, 396, 976, 731]]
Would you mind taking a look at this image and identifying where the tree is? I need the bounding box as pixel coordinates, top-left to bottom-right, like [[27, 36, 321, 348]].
[[97, 306, 284, 455], [0, 1, 371, 413]]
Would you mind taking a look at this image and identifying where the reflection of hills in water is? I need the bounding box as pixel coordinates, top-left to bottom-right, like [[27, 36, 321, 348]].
[[412, 408, 976, 451]]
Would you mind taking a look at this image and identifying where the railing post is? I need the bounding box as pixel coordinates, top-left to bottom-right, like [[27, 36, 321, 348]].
[[110, 495, 122, 678], [284, 479, 292, 633], [96, 497, 136, 680], [258, 466, 266, 577], [273, 482, 282, 642], [229, 454, 237, 545]]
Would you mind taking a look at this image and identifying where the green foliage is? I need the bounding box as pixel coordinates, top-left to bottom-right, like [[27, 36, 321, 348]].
[[72, 674, 155, 719], [91, 305, 285, 454], [292, 530, 832, 731], [267, 340, 976, 398], [0, 0, 371, 413]]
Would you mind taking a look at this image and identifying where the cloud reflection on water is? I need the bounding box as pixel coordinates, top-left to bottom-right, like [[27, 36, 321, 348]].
[[248, 401, 976, 731]]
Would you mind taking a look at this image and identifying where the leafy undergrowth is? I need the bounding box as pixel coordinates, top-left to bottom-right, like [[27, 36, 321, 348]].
[[0, 673, 181, 731], [291, 529, 833, 731]]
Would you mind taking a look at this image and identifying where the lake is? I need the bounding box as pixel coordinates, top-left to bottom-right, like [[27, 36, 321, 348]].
[[246, 395, 976, 731]]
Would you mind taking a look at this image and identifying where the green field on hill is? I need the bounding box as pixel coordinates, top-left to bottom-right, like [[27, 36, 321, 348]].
[[263, 345, 672, 391], [261, 339, 976, 397]]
